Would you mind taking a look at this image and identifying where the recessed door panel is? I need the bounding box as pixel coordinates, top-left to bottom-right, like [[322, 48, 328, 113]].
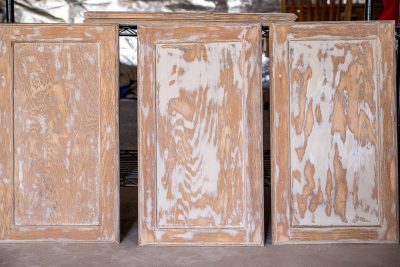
[[288, 39, 380, 227], [139, 24, 263, 245], [155, 42, 245, 229], [13, 42, 101, 226], [0, 25, 119, 241], [271, 22, 398, 244]]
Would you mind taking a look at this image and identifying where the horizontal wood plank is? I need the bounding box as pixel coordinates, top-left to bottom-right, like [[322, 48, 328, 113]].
[[84, 12, 296, 26]]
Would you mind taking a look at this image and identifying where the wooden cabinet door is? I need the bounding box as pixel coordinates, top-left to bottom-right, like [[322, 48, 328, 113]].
[[138, 24, 263, 245], [271, 22, 398, 244], [0, 25, 119, 242]]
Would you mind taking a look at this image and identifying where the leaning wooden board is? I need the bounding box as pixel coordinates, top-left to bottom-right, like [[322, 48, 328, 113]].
[[0, 25, 119, 242], [84, 12, 297, 26], [138, 24, 264, 245], [271, 21, 398, 244]]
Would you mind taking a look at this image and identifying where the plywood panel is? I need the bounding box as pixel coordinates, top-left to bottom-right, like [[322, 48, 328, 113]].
[[271, 22, 398, 244], [155, 42, 245, 228], [138, 24, 263, 245], [0, 25, 119, 242]]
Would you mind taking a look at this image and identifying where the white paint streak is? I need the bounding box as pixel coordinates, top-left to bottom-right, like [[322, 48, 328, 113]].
[[66, 115, 74, 131], [142, 105, 150, 119], [106, 126, 111, 151], [0, 41, 6, 55], [75, 90, 81, 101], [274, 112, 280, 128], [18, 161, 23, 190], [0, 74, 5, 88], [176, 232, 194, 239], [38, 115, 47, 134]]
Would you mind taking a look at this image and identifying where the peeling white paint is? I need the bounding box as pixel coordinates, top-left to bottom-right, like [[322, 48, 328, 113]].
[[155, 41, 244, 228], [0, 41, 6, 55], [274, 112, 280, 128], [18, 160, 23, 190], [66, 115, 74, 131], [155, 42, 242, 115], [176, 232, 194, 239], [2, 178, 11, 185], [289, 39, 380, 226], [38, 115, 47, 134], [75, 90, 81, 101], [0, 74, 5, 88]]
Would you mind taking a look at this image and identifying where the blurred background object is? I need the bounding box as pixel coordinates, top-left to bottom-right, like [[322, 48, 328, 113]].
[[378, 0, 399, 24], [280, 0, 389, 22], [0, 0, 281, 23]]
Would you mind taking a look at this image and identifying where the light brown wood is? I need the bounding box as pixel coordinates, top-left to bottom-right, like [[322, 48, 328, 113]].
[[84, 12, 297, 26], [281, 0, 287, 13], [335, 0, 343, 21], [270, 21, 398, 244], [0, 24, 119, 242], [138, 24, 263, 245], [343, 0, 353, 21]]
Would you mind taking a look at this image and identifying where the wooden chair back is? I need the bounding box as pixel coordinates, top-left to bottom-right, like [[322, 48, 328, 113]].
[[281, 0, 353, 21]]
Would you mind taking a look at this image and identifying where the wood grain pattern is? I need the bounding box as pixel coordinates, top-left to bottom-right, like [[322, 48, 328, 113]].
[[138, 24, 263, 245], [14, 42, 100, 226], [155, 42, 245, 228], [0, 25, 119, 242], [84, 12, 297, 26], [270, 22, 398, 244]]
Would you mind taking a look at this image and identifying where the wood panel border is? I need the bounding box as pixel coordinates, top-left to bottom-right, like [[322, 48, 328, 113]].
[[270, 21, 398, 244], [0, 24, 119, 242], [138, 23, 263, 246]]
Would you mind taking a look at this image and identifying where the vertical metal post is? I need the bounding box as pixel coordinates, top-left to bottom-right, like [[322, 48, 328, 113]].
[[364, 0, 372, 21], [6, 0, 15, 23]]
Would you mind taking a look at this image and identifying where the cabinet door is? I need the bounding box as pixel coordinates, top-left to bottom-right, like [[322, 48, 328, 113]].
[[271, 22, 398, 244], [0, 25, 119, 242], [138, 24, 263, 245]]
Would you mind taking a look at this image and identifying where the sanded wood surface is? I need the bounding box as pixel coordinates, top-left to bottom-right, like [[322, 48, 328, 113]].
[[0, 25, 119, 242], [270, 22, 398, 244], [84, 12, 296, 26], [138, 24, 263, 245]]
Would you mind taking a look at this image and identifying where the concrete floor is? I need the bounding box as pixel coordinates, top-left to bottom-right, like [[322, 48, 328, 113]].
[[1, 100, 399, 266], [1, 187, 399, 267]]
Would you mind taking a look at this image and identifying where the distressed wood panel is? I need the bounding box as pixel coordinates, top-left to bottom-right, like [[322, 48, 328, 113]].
[[0, 25, 119, 242], [271, 22, 398, 244], [138, 24, 263, 245], [155, 42, 245, 228], [84, 12, 297, 26], [13, 43, 100, 226], [289, 39, 380, 227]]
